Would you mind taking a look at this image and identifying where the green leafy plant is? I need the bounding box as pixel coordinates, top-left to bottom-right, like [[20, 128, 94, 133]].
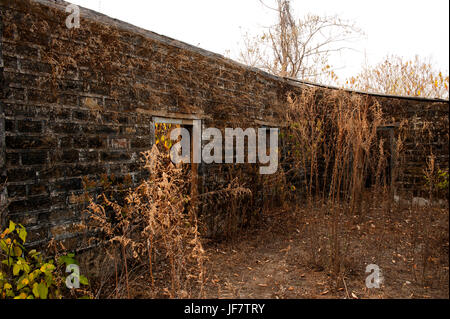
[[0, 221, 89, 299], [424, 167, 449, 199], [437, 169, 449, 191]]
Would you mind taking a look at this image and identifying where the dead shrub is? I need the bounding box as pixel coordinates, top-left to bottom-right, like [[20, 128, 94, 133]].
[[282, 87, 388, 284], [83, 145, 206, 298]]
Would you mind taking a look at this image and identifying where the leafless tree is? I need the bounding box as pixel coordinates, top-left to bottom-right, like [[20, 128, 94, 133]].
[[239, 0, 362, 84]]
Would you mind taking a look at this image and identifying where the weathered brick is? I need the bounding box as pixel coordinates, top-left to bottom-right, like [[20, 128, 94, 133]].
[[58, 79, 84, 92], [3, 55, 17, 69], [51, 122, 81, 134], [72, 110, 90, 122], [7, 184, 27, 198], [110, 138, 128, 149], [4, 119, 16, 132], [7, 168, 37, 182], [3, 103, 36, 117], [38, 165, 66, 180], [4, 87, 25, 100], [24, 226, 48, 244], [59, 136, 73, 148], [6, 136, 57, 149], [19, 59, 52, 74], [28, 183, 49, 196], [7, 213, 40, 227], [17, 119, 42, 133], [58, 93, 79, 106], [60, 150, 79, 163], [49, 222, 83, 240], [21, 151, 48, 165], [88, 136, 106, 149], [27, 89, 57, 103], [101, 151, 132, 162], [5, 152, 20, 166], [48, 209, 79, 223], [4, 71, 44, 88], [131, 137, 152, 149], [8, 196, 51, 213], [52, 178, 83, 193], [2, 43, 40, 59], [79, 150, 99, 162]]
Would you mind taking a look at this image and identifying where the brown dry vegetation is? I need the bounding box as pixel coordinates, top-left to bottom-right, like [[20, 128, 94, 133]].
[[201, 88, 448, 299], [81, 145, 206, 299], [75, 87, 448, 299], [203, 199, 448, 299], [3, 0, 446, 299], [79, 190, 448, 299]]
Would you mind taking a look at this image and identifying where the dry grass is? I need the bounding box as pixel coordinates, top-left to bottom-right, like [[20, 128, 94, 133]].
[[77, 88, 448, 299], [276, 87, 448, 290], [202, 198, 448, 299], [82, 145, 206, 299], [2, 0, 447, 300]]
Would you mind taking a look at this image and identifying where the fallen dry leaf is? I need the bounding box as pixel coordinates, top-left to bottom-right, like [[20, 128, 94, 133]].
[[280, 245, 291, 252]]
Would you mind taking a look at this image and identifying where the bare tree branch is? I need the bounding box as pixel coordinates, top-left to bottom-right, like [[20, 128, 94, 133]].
[[238, 0, 363, 84]]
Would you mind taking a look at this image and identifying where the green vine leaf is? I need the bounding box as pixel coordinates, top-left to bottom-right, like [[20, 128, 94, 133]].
[[8, 221, 16, 233], [37, 283, 48, 299], [80, 275, 89, 286]]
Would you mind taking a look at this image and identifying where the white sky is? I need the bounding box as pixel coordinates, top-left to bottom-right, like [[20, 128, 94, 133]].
[[69, 0, 449, 81]]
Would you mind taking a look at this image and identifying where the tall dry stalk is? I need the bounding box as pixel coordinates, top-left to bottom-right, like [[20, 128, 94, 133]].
[[84, 145, 206, 298], [283, 87, 385, 284]]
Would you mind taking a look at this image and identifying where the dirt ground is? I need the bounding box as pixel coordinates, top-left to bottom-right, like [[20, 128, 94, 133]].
[[202, 202, 449, 299], [86, 198, 448, 299]]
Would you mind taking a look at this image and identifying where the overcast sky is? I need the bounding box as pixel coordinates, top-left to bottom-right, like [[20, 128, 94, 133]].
[[69, 0, 449, 81]]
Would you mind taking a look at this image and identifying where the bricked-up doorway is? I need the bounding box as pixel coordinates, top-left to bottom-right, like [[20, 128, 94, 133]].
[[152, 116, 201, 211], [365, 123, 398, 193]]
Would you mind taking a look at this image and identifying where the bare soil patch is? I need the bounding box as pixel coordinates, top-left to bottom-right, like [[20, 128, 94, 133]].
[[202, 202, 449, 299]]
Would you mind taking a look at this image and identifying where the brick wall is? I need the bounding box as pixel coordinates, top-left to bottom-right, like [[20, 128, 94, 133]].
[[374, 95, 449, 194], [1, 5, 7, 226], [0, 0, 448, 247], [0, 0, 288, 247]]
